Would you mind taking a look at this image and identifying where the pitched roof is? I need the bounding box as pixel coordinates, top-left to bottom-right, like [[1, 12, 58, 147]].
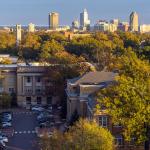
[[69, 71, 117, 85]]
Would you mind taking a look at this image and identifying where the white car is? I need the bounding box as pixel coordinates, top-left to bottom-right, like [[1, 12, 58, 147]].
[[48, 106, 52, 110], [2, 122, 12, 128], [31, 106, 44, 112], [0, 140, 6, 147], [57, 106, 62, 110], [0, 135, 8, 143], [2, 115, 12, 121]]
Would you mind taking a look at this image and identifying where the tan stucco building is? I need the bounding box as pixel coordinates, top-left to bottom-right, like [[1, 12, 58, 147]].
[[0, 63, 58, 107], [66, 71, 116, 120]]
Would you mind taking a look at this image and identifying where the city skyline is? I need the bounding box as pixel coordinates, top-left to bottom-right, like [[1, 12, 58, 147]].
[[0, 0, 150, 26]]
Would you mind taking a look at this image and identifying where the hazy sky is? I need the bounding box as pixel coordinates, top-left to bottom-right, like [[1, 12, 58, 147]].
[[0, 0, 150, 26]]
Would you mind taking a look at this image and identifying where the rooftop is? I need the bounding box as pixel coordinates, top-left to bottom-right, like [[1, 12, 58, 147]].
[[68, 71, 117, 85]]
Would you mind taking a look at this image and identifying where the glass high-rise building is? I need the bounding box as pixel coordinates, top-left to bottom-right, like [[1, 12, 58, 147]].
[[130, 12, 139, 32], [80, 9, 90, 30]]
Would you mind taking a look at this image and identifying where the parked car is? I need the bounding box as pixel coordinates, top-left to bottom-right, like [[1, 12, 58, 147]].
[[38, 117, 49, 124], [0, 112, 12, 123], [39, 121, 51, 128], [37, 112, 53, 121], [2, 122, 12, 128], [31, 105, 45, 112], [0, 135, 8, 143], [1, 117, 11, 123], [0, 140, 6, 147], [57, 106, 62, 110], [48, 106, 53, 110], [2, 112, 12, 120]]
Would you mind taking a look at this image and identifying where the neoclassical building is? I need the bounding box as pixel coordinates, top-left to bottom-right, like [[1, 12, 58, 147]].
[[0, 63, 59, 107]]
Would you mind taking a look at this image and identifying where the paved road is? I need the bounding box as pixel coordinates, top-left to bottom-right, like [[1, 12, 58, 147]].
[[6, 111, 38, 150]]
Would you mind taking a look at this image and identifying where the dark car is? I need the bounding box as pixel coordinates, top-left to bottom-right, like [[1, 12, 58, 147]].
[[2, 122, 12, 128], [37, 112, 53, 121], [1, 117, 11, 123], [38, 117, 49, 124], [1, 112, 12, 122]]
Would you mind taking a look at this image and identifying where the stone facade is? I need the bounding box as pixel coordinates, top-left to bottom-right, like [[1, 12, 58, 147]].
[[0, 64, 59, 108]]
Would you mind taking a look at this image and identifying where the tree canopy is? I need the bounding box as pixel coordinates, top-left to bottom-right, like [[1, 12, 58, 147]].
[[97, 50, 150, 144], [40, 119, 114, 150]]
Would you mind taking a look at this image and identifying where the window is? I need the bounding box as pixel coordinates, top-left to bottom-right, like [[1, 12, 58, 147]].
[[115, 135, 123, 146], [47, 97, 52, 105], [37, 97, 42, 104], [9, 88, 14, 93], [37, 77, 41, 83], [36, 89, 41, 93], [26, 97, 31, 105], [27, 77, 31, 83], [99, 116, 108, 128]]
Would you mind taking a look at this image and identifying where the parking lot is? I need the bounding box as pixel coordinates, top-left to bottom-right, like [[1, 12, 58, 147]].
[[0, 109, 38, 150], [0, 106, 65, 150]]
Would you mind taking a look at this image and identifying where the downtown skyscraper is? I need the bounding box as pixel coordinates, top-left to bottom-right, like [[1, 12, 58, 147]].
[[80, 9, 90, 30], [130, 12, 139, 32], [49, 12, 59, 29]]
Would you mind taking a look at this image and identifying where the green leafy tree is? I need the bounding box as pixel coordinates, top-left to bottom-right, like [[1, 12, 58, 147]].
[[0, 32, 16, 55], [22, 33, 41, 60], [23, 33, 41, 50], [40, 39, 64, 61], [0, 93, 12, 109], [40, 119, 114, 150], [98, 50, 150, 149]]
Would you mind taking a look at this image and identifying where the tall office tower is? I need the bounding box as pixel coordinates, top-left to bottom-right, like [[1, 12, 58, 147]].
[[129, 12, 139, 32], [72, 20, 79, 29], [80, 9, 90, 30], [16, 24, 22, 46], [28, 23, 35, 33], [49, 12, 59, 29]]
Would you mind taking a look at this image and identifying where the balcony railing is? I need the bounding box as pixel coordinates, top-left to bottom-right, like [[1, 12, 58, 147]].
[[35, 88, 45, 95], [24, 87, 33, 95], [25, 82, 32, 86]]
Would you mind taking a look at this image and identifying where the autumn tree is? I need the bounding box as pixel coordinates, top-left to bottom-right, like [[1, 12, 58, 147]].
[[98, 50, 150, 149], [40, 39, 64, 61], [0, 32, 16, 55], [22, 33, 41, 60], [40, 119, 114, 150]]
